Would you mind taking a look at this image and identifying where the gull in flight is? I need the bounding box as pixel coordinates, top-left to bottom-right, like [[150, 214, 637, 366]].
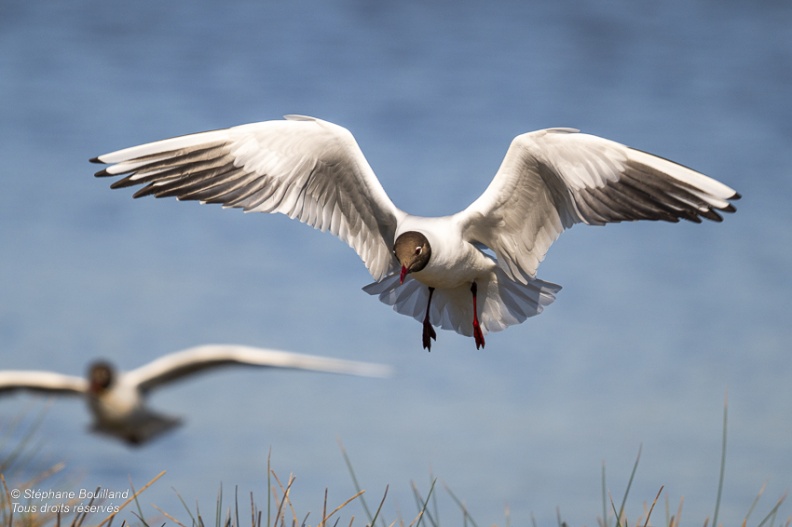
[[92, 115, 740, 350], [0, 344, 391, 445]]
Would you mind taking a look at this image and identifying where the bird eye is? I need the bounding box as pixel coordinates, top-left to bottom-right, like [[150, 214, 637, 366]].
[[415, 247, 422, 255]]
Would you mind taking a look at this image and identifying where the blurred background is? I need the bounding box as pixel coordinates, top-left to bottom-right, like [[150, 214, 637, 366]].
[[1, 0, 790, 524]]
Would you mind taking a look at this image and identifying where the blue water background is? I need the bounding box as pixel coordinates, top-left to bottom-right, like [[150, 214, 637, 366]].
[[1, 0, 791, 525]]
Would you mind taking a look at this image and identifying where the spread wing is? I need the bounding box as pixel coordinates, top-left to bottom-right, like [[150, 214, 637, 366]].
[[124, 344, 393, 393], [459, 128, 740, 283], [92, 115, 405, 281], [0, 371, 88, 396]]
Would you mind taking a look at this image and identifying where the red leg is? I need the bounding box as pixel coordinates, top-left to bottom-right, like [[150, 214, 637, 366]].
[[471, 282, 485, 349], [422, 287, 437, 351]]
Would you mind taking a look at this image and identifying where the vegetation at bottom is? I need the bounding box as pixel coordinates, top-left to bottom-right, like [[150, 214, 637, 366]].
[[1, 402, 788, 527]]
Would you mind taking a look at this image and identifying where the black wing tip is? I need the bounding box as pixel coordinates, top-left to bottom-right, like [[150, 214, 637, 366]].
[[715, 196, 740, 218], [91, 156, 113, 178], [109, 179, 128, 190], [132, 186, 156, 199], [696, 199, 740, 224], [680, 188, 740, 223]]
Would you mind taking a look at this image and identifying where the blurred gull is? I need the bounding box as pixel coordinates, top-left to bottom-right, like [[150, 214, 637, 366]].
[[92, 115, 740, 350], [0, 344, 391, 446]]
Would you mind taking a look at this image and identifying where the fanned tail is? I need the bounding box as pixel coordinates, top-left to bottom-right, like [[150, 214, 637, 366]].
[[363, 269, 561, 337], [92, 412, 182, 446]]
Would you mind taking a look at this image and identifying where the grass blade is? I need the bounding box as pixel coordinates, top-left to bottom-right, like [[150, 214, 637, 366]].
[[601, 462, 608, 527], [338, 440, 378, 527], [96, 470, 165, 527], [614, 445, 642, 527], [755, 492, 788, 527], [712, 393, 728, 527], [369, 485, 389, 527], [642, 486, 663, 527], [443, 481, 477, 527], [412, 478, 437, 527]]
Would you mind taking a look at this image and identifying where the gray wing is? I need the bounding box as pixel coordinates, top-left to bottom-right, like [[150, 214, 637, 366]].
[[123, 344, 393, 393], [0, 371, 88, 396], [459, 128, 740, 283], [92, 115, 405, 281]]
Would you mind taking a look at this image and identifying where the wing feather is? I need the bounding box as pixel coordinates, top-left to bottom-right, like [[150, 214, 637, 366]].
[[460, 128, 740, 282], [93, 116, 404, 280], [0, 371, 88, 396], [124, 344, 392, 393]]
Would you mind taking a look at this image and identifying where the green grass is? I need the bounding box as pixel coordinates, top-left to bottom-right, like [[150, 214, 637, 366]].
[[1, 401, 788, 527]]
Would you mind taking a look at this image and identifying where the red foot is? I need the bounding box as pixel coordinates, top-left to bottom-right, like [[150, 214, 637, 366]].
[[470, 282, 485, 349], [473, 321, 485, 350]]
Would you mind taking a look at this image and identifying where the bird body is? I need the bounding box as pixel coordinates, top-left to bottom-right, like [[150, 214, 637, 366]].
[[396, 215, 494, 288], [92, 116, 739, 350], [86, 379, 181, 445], [0, 345, 391, 445]]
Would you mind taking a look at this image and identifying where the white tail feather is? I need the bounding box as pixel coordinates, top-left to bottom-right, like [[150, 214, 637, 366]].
[[363, 269, 561, 337]]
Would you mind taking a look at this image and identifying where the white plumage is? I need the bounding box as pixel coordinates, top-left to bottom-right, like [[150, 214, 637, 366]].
[[92, 116, 739, 350], [0, 344, 391, 445]]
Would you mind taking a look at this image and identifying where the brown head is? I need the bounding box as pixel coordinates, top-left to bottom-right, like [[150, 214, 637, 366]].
[[393, 231, 431, 283], [87, 361, 115, 395]]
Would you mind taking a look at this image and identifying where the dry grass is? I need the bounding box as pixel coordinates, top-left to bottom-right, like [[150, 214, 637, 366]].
[[1, 401, 789, 527]]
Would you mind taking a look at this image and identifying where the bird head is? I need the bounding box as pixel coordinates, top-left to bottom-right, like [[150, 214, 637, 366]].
[[393, 231, 431, 284], [87, 361, 115, 394]]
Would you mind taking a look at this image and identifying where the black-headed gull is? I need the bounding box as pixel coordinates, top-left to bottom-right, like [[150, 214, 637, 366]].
[[92, 116, 739, 350], [0, 344, 391, 445]]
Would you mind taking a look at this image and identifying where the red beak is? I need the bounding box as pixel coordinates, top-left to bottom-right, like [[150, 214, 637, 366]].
[[399, 265, 409, 284]]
